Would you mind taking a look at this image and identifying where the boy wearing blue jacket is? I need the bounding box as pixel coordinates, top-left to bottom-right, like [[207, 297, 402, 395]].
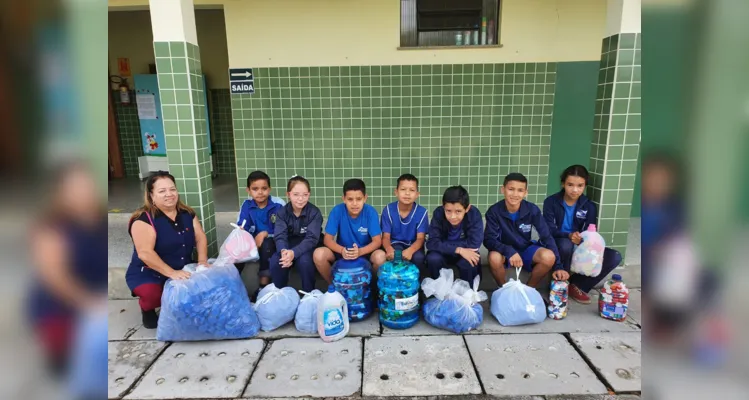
[[236, 170, 285, 287], [426, 185, 484, 283], [313, 178, 382, 284], [484, 173, 563, 289], [543, 165, 623, 303]]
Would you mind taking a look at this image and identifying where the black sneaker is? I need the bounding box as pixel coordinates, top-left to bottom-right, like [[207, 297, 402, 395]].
[[142, 309, 158, 329]]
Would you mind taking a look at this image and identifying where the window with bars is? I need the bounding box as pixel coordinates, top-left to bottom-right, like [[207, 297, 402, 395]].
[[400, 0, 501, 48]]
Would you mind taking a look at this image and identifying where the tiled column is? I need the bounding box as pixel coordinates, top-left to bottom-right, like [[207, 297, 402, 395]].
[[150, 0, 217, 255], [588, 0, 641, 258]]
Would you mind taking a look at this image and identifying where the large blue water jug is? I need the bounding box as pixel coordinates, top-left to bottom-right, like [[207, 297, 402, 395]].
[[378, 250, 420, 329], [332, 257, 373, 322]]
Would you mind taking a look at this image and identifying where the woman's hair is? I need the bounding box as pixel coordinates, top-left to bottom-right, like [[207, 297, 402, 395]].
[[130, 171, 195, 223], [287, 175, 311, 192], [41, 159, 103, 225], [560, 164, 589, 185]]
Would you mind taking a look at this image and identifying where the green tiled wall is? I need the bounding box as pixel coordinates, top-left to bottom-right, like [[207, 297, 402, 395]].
[[209, 89, 236, 175], [112, 91, 144, 177], [588, 33, 641, 256], [155, 41, 217, 255], [231, 63, 557, 216]]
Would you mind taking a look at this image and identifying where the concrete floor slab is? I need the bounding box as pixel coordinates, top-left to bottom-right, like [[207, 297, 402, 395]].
[[626, 290, 641, 325], [108, 340, 167, 399], [258, 313, 380, 340], [244, 337, 362, 398], [362, 335, 481, 397], [570, 332, 642, 393], [465, 334, 607, 396], [109, 299, 143, 341], [125, 339, 264, 399]]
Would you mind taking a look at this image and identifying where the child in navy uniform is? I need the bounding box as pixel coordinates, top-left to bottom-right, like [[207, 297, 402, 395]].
[[484, 173, 563, 289], [371, 174, 429, 272], [270, 176, 323, 293], [313, 179, 382, 284], [542, 165, 623, 303], [426, 185, 484, 283], [236, 170, 285, 287]]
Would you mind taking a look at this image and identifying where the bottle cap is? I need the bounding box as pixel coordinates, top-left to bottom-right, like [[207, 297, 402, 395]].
[[612, 274, 622, 281], [328, 284, 335, 293], [588, 224, 597, 232]]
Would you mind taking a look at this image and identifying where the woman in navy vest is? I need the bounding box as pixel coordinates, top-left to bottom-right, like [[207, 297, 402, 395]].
[[27, 162, 108, 377], [542, 165, 623, 304], [126, 171, 208, 329]]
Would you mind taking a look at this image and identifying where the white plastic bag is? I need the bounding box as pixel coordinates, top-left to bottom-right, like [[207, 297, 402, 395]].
[[571, 225, 605, 277], [490, 268, 547, 326], [215, 221, 259, 265], [157, 264, 260, 341], [295, 289, 323, 334], [253, 284, 301, 331], [421, 269, 487, 333]]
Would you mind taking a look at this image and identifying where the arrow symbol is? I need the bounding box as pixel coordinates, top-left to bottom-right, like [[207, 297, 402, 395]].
[[231, 71, 252, 78]]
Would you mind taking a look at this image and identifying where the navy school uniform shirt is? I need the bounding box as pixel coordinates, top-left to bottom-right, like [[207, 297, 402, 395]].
[[273, 202, 323, 256], [324, 203, 382, 248], [542, 191, 597, 238], [426, 205, 484, 255], [484, 200, 563, 270], [236, 196, 285, 237], [126, 209, 197, 289], [381, 201, 429, 247]]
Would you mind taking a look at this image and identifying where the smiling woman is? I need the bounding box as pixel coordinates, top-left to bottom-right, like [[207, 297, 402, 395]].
[[125, 171, 208, 329]]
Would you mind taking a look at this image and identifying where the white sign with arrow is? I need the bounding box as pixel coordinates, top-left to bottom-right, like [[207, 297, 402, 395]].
[[229, 68, 255, 94]]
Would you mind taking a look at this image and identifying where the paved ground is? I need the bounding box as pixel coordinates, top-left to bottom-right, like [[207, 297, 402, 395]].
[[108, 288, 641, 399]]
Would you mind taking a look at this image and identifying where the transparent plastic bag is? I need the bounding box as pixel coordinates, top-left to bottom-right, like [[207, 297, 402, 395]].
[[253, 284, 301, 331], [215, 221, 259, 265], [490, 268, 546, 326], [157, 264, 260, 341], [421, 269, 487, 333], [294, 289, 323, 334], [571, 225, 606, 277]]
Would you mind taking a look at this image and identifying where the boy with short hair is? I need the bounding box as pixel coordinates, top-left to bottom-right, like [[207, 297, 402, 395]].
[[484, 172, 563, 289], [371, 174, 429, 271], [236, 170, 286, 287], [313, 178, 382, 284], [426, 185, 484, 283]]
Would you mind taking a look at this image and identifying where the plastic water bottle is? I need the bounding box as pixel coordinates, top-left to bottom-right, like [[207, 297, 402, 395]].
[[599, 274, 629, 321], [378, 250, 420, 329], [547, 280, 569, 320], [333, 258, 373, 321], [317, 285, 349, 342], [572, 224, 606, 277]]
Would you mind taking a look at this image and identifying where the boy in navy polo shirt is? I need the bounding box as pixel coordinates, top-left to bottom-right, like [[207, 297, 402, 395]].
[[371, 174, 429, 272], [313, 178, 382, 284], [426, 185, 484, 283], [236, 170, 285, 287], [484, 172, 562, 289]]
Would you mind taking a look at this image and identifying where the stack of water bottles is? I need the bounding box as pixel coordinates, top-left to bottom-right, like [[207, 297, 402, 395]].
[[378, 250, 420, 329], [332, 257, 373, 321]]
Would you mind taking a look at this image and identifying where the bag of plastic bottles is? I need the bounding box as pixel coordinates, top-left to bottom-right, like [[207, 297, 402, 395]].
[[215, 221, 259, 265], [295, 289, 323, 334], [421, 269, 487, 334], [253, 284, 300, 331], [157, 264, 261, 341], [490, 268, 546, 326], [571, 224, 606, 277]]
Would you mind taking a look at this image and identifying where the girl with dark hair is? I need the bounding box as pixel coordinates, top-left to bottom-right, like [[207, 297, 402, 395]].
[[125, 171, 209, 328], [542, 165, 623, 304]]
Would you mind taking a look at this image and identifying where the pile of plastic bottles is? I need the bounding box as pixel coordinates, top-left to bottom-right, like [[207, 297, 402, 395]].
[[254, 284, 301, 331], [422, 269, 487, 334], [157, 264, 260, 341], [333, 258, 373, 322], [571, 224, 605, 277], [547, 280, 569, 320], [599, 274, 629, 321], [378, 251, 420, 329]]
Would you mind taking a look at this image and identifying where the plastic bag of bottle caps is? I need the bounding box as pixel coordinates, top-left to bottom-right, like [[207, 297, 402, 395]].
[[254, 284, 301, 331], [156, 264, 260, 341], [333, 258, 373, 321], [294, 289, 323, 334], [421, 269, 487, 333]]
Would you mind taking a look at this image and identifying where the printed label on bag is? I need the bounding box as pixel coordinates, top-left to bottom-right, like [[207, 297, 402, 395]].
[[395, 294, 419, 311], [323, 308, 344, 336]]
